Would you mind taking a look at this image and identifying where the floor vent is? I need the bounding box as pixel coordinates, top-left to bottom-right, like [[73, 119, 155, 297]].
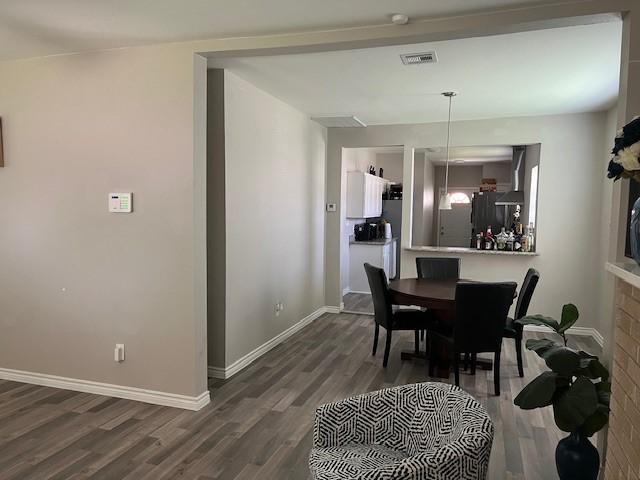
[[400, 51, 438, 65]]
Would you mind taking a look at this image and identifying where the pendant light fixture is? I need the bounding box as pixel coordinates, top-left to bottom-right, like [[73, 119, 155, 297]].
[[438, 91, 456, 211]]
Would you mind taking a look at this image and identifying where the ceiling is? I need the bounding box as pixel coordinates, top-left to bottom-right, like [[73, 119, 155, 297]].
[[212, 21, 622, 125], [1, 0, 561, 61]]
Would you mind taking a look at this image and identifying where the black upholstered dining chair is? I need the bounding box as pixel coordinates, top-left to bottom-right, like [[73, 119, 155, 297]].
[[503, 268, 540, 377], [364, 263, 434, 367], [416, 257, 460, 280], [428, 281, 517, 396], [415, 257, 460, 340]]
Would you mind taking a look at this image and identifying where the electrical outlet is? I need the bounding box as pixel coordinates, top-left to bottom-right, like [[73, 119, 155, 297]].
[[275, 303, 280, 317], [114, 344, 125, 363]]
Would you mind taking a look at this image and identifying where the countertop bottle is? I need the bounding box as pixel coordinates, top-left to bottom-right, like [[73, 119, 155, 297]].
[[485, 226, 495, 250], [496, 227, 508, 250]]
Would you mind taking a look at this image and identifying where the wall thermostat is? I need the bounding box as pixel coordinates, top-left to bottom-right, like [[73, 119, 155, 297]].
[[109, 193, 133, 213]]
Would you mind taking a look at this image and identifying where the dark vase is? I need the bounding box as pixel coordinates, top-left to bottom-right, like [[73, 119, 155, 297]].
[[631, 196, 640, 265], [555, 431, 599, 480]]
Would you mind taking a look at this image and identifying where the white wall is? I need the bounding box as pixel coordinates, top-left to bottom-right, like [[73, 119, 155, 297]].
[[522, 144, 542, 229], [222, 71, 326, 366], [412, 154, 426, 243], [422, 156, 435, 246], [326, 112, 611, 330], [597, 106, 619, 337], [375, 153, 403, 183], [0, 45, 208, 397]]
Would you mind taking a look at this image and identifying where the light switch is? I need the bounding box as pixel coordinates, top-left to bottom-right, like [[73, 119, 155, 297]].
[[109, 193, 132, 213], [326, 203, 337, 212]]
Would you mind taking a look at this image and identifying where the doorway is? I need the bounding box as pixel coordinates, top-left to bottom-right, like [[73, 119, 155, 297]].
[[340, 146, 404, 315], [437, 188, 474, 247]]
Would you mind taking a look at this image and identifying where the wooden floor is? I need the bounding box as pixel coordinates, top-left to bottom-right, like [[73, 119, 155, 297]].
[[342, 292, 374, 314], [0, 312, 601, 479]]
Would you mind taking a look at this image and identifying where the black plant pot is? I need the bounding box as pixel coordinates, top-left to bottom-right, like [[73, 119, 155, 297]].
[[556, 431, 599, 480]]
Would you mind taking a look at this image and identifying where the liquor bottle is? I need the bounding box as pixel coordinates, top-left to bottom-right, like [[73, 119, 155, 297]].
[[476, 232, 484, 250], [506, 231, 515, 251], [521, 229, 529, 252], [514, 230, 522, 252], [485, 226, 495, 250], [527, 223, 535, 252], [496, 227, 508, 250]]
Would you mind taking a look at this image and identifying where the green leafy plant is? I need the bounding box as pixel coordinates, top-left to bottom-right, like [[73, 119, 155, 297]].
[[514, 304, 610, 436]]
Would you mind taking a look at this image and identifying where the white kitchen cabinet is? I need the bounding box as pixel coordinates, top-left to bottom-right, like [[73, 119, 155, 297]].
[[347, 171, 386, 218], [349, 239, 397, 293]]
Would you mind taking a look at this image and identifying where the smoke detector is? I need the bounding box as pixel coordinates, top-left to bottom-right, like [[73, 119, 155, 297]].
[[400, 51, 438, 65]]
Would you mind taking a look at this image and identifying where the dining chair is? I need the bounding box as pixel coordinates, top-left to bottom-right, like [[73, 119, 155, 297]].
[[428, 281, 517, 396], [503, 268, 540, 377], [415, 257, 460, 280], [364, 263, 433, 367], [415, 257, 460, 341]]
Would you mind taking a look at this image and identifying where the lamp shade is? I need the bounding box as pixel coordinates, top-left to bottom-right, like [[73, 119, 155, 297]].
[[438, 192, 452, 210]]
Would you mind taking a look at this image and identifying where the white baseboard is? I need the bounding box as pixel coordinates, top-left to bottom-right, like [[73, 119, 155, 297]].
[[591, 329, 605, 348], [325, 305, 341, 314], [524, 325, 604, 348], [0, 367, 210, 411], [348, 290, 370, 295], [208, 306, 330, 380]]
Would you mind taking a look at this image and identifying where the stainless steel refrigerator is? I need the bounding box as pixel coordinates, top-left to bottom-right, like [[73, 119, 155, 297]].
[[382, 199, 402, 279], [471, 192, 505, 239]]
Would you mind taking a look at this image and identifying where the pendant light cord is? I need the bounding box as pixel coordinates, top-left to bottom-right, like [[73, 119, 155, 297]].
[[444, 93, 453, 195]]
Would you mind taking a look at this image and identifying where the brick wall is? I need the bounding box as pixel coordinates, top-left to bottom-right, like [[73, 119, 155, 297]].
[[605, 279, 640, 479]]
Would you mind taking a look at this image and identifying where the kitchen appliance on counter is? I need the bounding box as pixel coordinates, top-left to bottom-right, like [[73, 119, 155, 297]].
[[354, 222, 381, 241]]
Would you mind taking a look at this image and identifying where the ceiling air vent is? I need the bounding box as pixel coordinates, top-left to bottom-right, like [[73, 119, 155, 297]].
[[311, 116, 367, 128], [400, 51, 437, 65]]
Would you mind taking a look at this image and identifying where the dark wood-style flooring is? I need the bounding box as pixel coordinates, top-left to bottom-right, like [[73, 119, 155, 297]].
[[342, 292, 374, 315], [0, 312, 601, 479]]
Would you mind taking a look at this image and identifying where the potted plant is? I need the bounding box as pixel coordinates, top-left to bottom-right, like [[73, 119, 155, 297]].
[[514, 304, 610, 480], [608, 116, 640, 264]]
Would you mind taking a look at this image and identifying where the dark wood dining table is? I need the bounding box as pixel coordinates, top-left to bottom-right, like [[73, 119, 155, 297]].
[[388, 277, 493, 378]]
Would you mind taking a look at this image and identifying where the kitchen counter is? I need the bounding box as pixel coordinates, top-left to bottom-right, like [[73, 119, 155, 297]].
[[350, 237, 397, 246], [349, 238, 398, 290], [406, 246, 538, 256]]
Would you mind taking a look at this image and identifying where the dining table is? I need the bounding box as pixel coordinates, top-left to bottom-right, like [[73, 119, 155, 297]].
[[388, 277, 494, 378]]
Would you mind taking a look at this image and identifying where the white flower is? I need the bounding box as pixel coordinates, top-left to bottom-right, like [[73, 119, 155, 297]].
[[616, 141, 640, 171]]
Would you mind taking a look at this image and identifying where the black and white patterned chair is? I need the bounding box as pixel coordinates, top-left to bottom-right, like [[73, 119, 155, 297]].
[[309, 382, 493, 480]]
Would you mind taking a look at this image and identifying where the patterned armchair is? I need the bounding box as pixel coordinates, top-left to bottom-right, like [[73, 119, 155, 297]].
[[309, 382, 493, 480]]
